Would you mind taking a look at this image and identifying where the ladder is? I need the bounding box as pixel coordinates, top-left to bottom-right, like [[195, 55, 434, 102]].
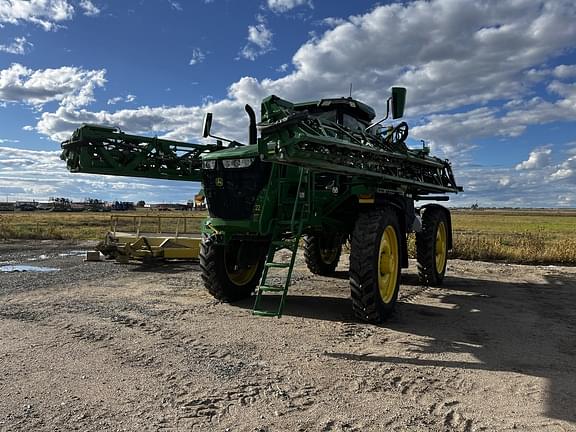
[[252, 168, 311, 317]]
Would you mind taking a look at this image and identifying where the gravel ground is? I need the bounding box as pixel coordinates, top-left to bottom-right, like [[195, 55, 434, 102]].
[[0, 240, 575, 431], [0, 240, 129, 296]]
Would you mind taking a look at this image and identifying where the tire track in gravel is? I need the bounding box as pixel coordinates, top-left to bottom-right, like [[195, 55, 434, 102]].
[[0, 266, 483, 431], [323, 278, 481, 431], [0, 284, 277, 429], [3, 244, 576, 431]]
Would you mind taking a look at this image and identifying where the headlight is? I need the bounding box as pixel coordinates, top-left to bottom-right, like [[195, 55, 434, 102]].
[[222, 158, 254, 169], [202, 160, 216, 169]]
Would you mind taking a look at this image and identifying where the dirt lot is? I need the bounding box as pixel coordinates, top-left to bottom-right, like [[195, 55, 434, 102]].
[[1, 240, 575, 431]]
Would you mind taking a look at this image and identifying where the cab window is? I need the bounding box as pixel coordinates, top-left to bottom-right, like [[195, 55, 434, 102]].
[[342, 113, 366, 131]]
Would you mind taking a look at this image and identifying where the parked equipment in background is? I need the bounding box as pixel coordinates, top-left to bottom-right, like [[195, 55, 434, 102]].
[[61, 88, 462, 323]]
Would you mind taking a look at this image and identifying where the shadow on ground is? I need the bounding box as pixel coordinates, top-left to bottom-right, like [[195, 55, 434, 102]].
[[127, 261, 200, 273], [237, 273, 576, 424]]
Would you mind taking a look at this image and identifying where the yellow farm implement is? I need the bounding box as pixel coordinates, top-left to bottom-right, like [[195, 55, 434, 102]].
[[99, 214, 204, 263]]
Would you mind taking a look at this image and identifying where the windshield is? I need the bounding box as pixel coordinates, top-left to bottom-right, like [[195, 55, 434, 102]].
[[312, 110, 368, 132]]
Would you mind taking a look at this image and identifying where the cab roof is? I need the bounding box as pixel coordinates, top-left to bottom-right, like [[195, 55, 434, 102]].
[[293, 97, 376, 122]]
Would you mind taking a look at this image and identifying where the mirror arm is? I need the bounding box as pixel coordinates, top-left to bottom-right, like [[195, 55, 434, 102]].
[[202, 112, 237, 145], [365, 96, 392, 132], [208, 134, 234, 144]]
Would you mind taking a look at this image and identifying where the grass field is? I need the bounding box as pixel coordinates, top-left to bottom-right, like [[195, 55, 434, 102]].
[[1, 209, 575, 265], [448, 209, 576, 265], [0, 210, 206, 242]]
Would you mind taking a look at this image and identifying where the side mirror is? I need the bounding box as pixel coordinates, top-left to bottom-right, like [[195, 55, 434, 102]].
[[391, 87, 406, 119], [202, 112, 213, 138]]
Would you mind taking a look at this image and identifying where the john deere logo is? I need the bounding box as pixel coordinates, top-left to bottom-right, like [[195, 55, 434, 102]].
[[215, 177, 224, 187]]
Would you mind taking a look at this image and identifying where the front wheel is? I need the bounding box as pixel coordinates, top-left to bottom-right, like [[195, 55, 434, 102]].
[[416, 208, 449, 286], [350, 208, 402, 323], [200, 239, 266, 301]]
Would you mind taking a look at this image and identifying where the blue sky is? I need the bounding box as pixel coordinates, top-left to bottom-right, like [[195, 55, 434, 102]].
[[1, 0, 575, 207]]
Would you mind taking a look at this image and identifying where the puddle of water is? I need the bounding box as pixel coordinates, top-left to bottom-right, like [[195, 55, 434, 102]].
[[0, 265, 60, 273], [58, 250, 88, 257], [15, 250, 88, 263], [27, 254, 50, 262]]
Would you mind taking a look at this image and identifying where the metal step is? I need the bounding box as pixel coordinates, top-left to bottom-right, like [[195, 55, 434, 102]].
[[252, 310, 280, 317], [265, 262, 290, 268], [258, 285, 285, 292]]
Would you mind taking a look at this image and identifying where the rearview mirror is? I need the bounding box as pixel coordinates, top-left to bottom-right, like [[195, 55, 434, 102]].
[[391, 87, 406, 119], [202, 112, 213, 138]]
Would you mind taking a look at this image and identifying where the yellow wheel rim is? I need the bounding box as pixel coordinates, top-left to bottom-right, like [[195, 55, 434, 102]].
[[378, 225, 399, 303], [435, 221, 447, 274], [225, 261, 258, 286]]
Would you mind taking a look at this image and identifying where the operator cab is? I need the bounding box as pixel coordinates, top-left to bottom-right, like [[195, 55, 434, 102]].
[[292, 98, 376, 133]]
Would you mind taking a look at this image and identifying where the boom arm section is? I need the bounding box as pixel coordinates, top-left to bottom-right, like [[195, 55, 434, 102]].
[[61, 124, 219, 182], [257, 96, 462, 195]]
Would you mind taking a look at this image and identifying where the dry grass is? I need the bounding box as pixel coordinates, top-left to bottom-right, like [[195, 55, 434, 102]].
[[2, 208, 576, 265], [450, 230, 576, 265], [449, 210, 576, 265], [406, 209, 576, 266], [0, 211, 206, 241]]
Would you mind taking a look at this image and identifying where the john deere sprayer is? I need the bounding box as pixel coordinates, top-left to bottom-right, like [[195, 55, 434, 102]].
[[61, 87, 461, 323]]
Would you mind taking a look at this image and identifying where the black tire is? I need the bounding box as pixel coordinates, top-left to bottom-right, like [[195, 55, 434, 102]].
[[200, 239, 266, 302], [303, 234, 342, 276], [416, 208, 448, 286], [350, 208, 402, 323]]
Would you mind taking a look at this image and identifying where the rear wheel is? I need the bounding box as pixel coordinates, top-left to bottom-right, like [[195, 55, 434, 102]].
[[416, 209, 448, 286], [200, 239, 266, 301], [303, 234, 342, 276], [350, 208, 402, 323]]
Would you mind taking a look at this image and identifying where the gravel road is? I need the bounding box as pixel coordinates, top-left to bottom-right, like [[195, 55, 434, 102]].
[[1, 240, 575, 431]]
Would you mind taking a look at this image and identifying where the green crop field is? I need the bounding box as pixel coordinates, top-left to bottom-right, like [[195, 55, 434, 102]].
[[1, 209, 575, 265]]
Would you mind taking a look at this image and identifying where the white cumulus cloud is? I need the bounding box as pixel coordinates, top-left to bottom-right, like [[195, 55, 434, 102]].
[[0, 63, 106, 109], [107, 94, 137, 105], [553, 64, 576, 79], [189, 48, 206, 65], [0, 36, 33, 54], [516, 148, 552, 170], [240, 16, 273, 60], [267, 0, 312, 13], [34, 1, 576, 143], [0, 0, 75, 30], [79, 0, 99, 16], [551, 155, 576, 180], [167, 0, 182, 11], [0, 146, 200, 203]]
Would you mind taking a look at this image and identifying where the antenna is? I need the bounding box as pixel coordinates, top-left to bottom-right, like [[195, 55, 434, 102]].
[[349, 83, 353, 98]]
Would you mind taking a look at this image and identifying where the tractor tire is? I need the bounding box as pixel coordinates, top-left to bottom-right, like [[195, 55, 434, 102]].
[[350, 208, 402, 323], [416, 208, 448, 286], [200, 239, 266, 302], [303, 234, 342, 276]]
